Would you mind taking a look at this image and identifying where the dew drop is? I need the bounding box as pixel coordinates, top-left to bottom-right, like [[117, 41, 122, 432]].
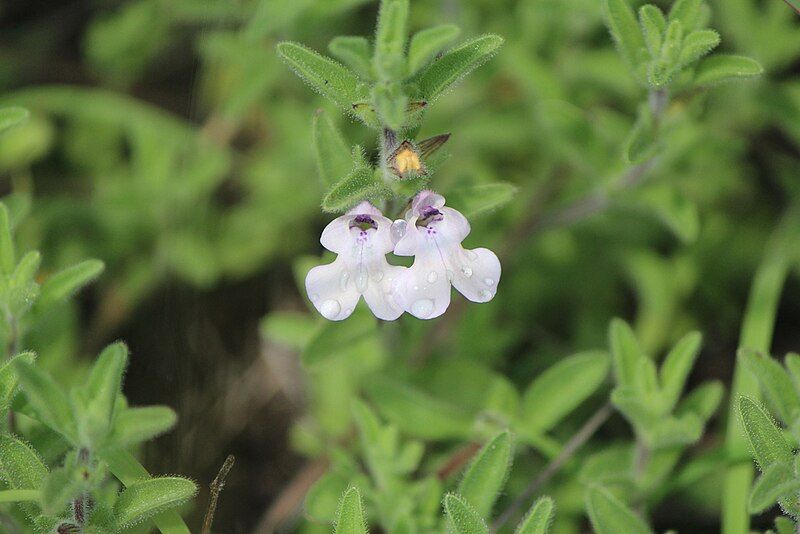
[[460, 265, 473, 277], [485, 278, 495, 286], [479, 290, 492, 301], [320, 299, 341, 319], [340, 271, 350, 291], [356, 273, 368, 292], [372, 270, 384, 282], [465, 250, 478, 261], [427, 271, 438, 283], [411, 299, 435, 318]]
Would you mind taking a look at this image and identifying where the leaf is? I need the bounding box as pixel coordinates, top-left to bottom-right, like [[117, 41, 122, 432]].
[[408, 24, 461, 74], [458, 431, 512, 518], [515, 496, 555, 534], [738, 396, 793, 470], [85, 342, 128, 431], [260, 312, 318, 350], [586, 486, 653, 534], [693, 55, 763, 87], [107, 406, 178, 448], [0, 434, 47, 489], [668, 0, 702, 30], [0, 107, 29, 134], [13, 359, 76, 440], [0, 203, 15, 274], [742, 350, 800, 426], [648, 20, 682, 87], [306, 471, 350, 522], [277, 42, 367, 112], [749, 462, 800, 514], [786, 353, 800, 389], [373, 81, 407, 130], [374, 0, 409, 80], [676, 380, 724, 423], [602, 0, 648, 72], [41, 467, 84, 516], [334, 486, 367, 534], [638, 5, 665, 55], [679, 30, 720, 67], [446, 183, 517, 218], [322, 166, 385, 213], [625, 106, 657, 163], [302, 313, 376, 367], [329, 36, 372, 80], [36, 259, 105, 310], [411, 34, 503, 102], [0, 352, 34, 409], [313, 109, 352, 187], [114, 477, 197, 529], [609, 319, 641, 388], [660, 331, 702, 411], [443, 493, 488, 534], [521, 351, 610, 433]]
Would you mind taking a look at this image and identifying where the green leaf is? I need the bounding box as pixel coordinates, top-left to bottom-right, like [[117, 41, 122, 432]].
[[373, 82, 407, 130], [374, 0, 409, 81], [0, 434, 47, 489], [742, 350, 800, 425], [458, 431, 512, 518], [13, 359, 76, 440], [306, 471, 350, 522], [329, 36, 372, 80], [648, 20, 683, 87], [36, 259, 105, 310], [693, 55, 763, 87], [107, 406, 178, 448], [334, 486, 367, 534], [678, 30, 720, 67], [114, 477, 197, 529], [313, 109, 352, 187], [676, 380, 724, 423], [775, 517, 796, 534], [408, 24, 461, 74], [521, 351, 610, 433], [322, 165, 385, 213], [446, 183, 518, 218], [738, 396, 793, 470], [660, 331, 702, 411], [668, 0, 702, 30], [609, 319, 641, 388], [749, 462, 800, 514], [443, 493, 488, 534], [40, 467, 84, 516], [302, 313, 376, 367], [515, 496, 555, 534], [277, 42, 367, 112], [586, 486, 653, 534], [0, 107, 29, 134], [85, 342, 128, 430], [602, 0, 648, 72], [260, 312, 318, 350], [638, 5, 666, 56], [0, 352, 34, 409], [0, 203, 15, 274], [411, 34, 503, 102], [625, 106, 657, 163]]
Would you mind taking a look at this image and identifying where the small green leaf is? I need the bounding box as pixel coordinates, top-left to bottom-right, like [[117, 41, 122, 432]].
[[36, 259, 105, 310], [302, 313, 376, 367], [13, 359, 76, 440], [458, 431, 512, 518], [586, 486, 653, 534], [679, 30, 720, 67], [660, 331, 702, 411], [522, 351, 610, 433], [515, 496, 555, 534], [410, 34, 504, 102], [668, 0, 702, 30], [638, 5, 666, 56], [0, 203, 15, 274], [602, 0, 648, 72], [738, 396, 793, 470], [443, 493, 488, 534], [40, 467, 84, 516], [373, 0, 409, 81], [0, 107, 29, 134], [748, 462, 800, 514], [446, 183, 517, 218], [408, 24, 461, 74], [322, 165, 385, 213], [313, 109, 352, 187], [742, 350, 800, 425], [609, 319, 641, 388], [693, 55, 763, 87], [86, 342, 128, 430], [0, 434, 47, 489], [786, 353, 800, 390], [277, 42, 367, 113], [676, 380, 724, 423], [107, 406, 178, 448], [11, 250, 41, 287], [306, 471, 350, 522], [648, 20, 683, 87], [260, 312, 318, 350], [373, 82, 407, 130], [329, 36, 372, 80], [775, 517, 797, 534], [334, 486, 367, 534], [113, 477, 197, 529], [0, 352, 34, 409]]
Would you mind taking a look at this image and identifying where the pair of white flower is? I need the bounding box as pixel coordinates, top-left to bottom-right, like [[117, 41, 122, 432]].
[[305, 190, 501, 321]]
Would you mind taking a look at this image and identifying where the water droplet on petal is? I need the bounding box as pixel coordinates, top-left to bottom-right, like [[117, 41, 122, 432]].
[[320, 299, 341, 319], [479, 290, 492, 301], [446, 269, 454, 281], [340, 271, 350, 291], [391, 219, 408, 244], [310, 293, 320, 302], [411, 299, 434, 318], [372, 270, 384, 282], [460, 265, 473, 277], [485, 278, 495, 286], [427, 271, 438, 283], [356, 273, 368, 292], [465, 250, 478, 261]]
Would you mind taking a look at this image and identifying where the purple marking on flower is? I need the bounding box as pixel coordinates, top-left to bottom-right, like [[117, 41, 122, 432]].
[[417, 206, 444, 227], [350, 214, 377, 230]]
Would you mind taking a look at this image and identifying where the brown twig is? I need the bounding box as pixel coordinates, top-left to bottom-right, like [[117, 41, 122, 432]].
[[252, 458, 330, 533], [202, 455, 236, 534]]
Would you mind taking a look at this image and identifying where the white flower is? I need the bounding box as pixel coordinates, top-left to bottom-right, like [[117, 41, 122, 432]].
[[306, 201, 405, 321], [392, 190, 501, 319]]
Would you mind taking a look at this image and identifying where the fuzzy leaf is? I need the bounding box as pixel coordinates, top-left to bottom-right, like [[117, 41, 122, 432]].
[[0, 203, 15, 274], [786, 353, 800, 390], [302, 314, 376, 367], [602, 0, 648, 71], [668, 0, 703, 30], [679, 30, 720, 67], [408, 24, 461, 74], [41, 467, 84, 516], [277, 42, 367, 112], [742, 350, 800, 426], [748, 462, 800, 514], [85, 342, 128, 431], [334, 486, 367, 534], [113, 477, 197, 529], [676, 381, 724, 423], [322, 166, 384, 213], [373, 82, 407, 130], [446, 183, 517, 218], [693, 55, 763, 87], [374, 0, 409, 80], [443, 493, 488, 534], [0, 352, 34, 409], [638, 5, 665, 55], [522, 351, 610, 433], [107, 406, 177, 448], [0, 434, 47, 489], [739, 396, 793, 470], [586, 486, 652, 534], [515, 496, 555, 534], [13, 359, 76, 440], [458, 431, 512, 518], [0, 107, 29, 134], [411, 34, 503, 102], [660, 331, 702, 411], [260, 312, 318, 350], [648, 20, 683, 87], [329, 36, 372, 80], [313, 109, 352, 187], [609, 319, 641, 388], [36, 259, 104, 310]]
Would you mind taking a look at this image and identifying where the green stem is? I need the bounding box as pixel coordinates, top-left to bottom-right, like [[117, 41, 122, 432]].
[[0, 489, 38, 503]]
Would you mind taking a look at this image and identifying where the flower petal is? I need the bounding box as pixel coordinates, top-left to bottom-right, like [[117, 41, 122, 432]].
[[411, 190, 445, 213], [438, 207, 470, 244], [348, 201, 383, 217], [449, 247, 501, 303], [393, 222, 423, 256], [305, 258, 361, 321], [320, 214, 352, 254], [394, 253, 451, 319], [362, 264, 405, 320]]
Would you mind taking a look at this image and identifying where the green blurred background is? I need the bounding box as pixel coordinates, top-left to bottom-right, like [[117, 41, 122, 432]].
[[0, 0, 799, 531]]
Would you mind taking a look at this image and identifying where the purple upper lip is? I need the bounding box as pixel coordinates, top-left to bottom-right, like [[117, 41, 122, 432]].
[[350, 214, 377, 229]]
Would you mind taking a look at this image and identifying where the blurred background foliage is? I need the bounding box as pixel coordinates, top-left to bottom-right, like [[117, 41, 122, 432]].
[[0, 0, 798, 531]]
